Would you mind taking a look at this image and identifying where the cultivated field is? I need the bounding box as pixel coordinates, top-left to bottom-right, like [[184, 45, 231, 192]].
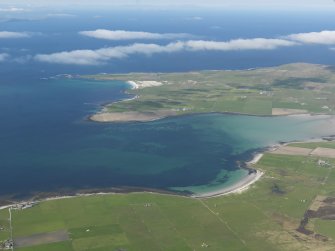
[[2, 141, 335, 250]]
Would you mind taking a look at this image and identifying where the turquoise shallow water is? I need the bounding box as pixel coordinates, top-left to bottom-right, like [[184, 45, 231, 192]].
[[1, 78, 335, 198]]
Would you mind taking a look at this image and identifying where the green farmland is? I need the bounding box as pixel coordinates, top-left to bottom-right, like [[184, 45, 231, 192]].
[[2, 141, 335, 251], [86, 63, 335, 119]]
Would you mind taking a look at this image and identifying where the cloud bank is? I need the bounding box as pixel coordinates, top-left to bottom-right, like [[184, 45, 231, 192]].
[[0, 7, 25, 12], [184, 38, 297, 51], [0, 31, 30, 39], [30, 30, 335, 66], [79, 29, 191, 41], [34, 42, 183, 65], [34, 38, 297, 65], [287, 30, 335, 45]]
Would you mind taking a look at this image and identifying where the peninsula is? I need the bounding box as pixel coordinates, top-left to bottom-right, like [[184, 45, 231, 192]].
[[86, 63, 335, 122]]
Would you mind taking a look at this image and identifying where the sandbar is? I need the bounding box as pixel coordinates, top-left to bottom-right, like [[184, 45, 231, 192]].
[[90, 110, 177, 122]]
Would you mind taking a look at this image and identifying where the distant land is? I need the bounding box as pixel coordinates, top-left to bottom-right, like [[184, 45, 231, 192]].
[[85, 63, 335, 122]]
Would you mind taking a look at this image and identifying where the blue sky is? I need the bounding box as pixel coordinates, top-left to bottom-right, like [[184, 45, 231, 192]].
[[1, 0, 335, 9]]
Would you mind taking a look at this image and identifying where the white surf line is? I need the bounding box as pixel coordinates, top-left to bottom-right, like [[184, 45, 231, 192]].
[[246, 153, 264, 165], [0, 205, 11, 210], [126, 81, 139, 89]]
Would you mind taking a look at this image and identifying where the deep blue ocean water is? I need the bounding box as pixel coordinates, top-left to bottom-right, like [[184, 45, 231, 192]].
[[1, 8, 335, 78], [1, 7, 335, 198]]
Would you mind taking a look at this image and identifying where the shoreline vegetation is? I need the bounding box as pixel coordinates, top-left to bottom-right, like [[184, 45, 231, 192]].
[[87, 63, 335, 122]]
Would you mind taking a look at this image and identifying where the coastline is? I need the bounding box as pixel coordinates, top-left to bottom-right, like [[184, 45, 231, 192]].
[[191, 170, 264, 199], [0, 187, 188, 211], [0, 150, 266, 210], [88, 81, 322, 122], [86, 79, 323, 123], [1, 123, 334, 209], [191, 152, 265, 199], [83, 63, 335, 123], [89, 108, 327, 124], [89, 110, 177, 123]]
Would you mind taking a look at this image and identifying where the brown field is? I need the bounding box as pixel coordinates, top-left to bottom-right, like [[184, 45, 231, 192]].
[[14, 230, 69, 248], [272, 108, 308, 116], [310, 147, 335, 158], [271, 146, 313, 156]]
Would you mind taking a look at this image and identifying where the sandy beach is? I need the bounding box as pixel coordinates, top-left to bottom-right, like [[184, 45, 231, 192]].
[[246, 153, 264, 165], [192, 170, 264, 198], [89, 110, 177, 122], [126, 80, 163, 89], [191, 150, 266, 199]]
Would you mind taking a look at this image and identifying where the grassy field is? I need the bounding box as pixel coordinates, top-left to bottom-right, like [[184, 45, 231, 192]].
[[0, 209, 10, 246], [86, 63, 335, 118], [289, 141, 335, 149], [2, 142, 335, 250], [313, 219, 335, 239]]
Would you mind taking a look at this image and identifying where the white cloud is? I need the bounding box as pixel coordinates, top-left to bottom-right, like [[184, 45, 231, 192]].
[[0, 31, 30, 39], [184, 38, 297, 51], [287, 30, 335, 45], [34, 42, 184, 65], [0, 7, 25, 12], [79, 29, 191, 41], [0, 53, 9, 62], [34, 37, 298, 65], [35, 49, 107, 65]]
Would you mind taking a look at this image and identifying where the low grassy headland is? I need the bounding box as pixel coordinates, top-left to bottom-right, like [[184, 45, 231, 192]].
[[2, 141, 335, 250], [85, 63, 335, 122]]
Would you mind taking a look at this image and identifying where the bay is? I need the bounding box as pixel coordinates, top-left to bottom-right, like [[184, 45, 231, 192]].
[[1, 78, 335, 198]]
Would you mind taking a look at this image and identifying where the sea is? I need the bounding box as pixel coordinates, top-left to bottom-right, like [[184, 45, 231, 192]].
[[1, 6, 335, 198]]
